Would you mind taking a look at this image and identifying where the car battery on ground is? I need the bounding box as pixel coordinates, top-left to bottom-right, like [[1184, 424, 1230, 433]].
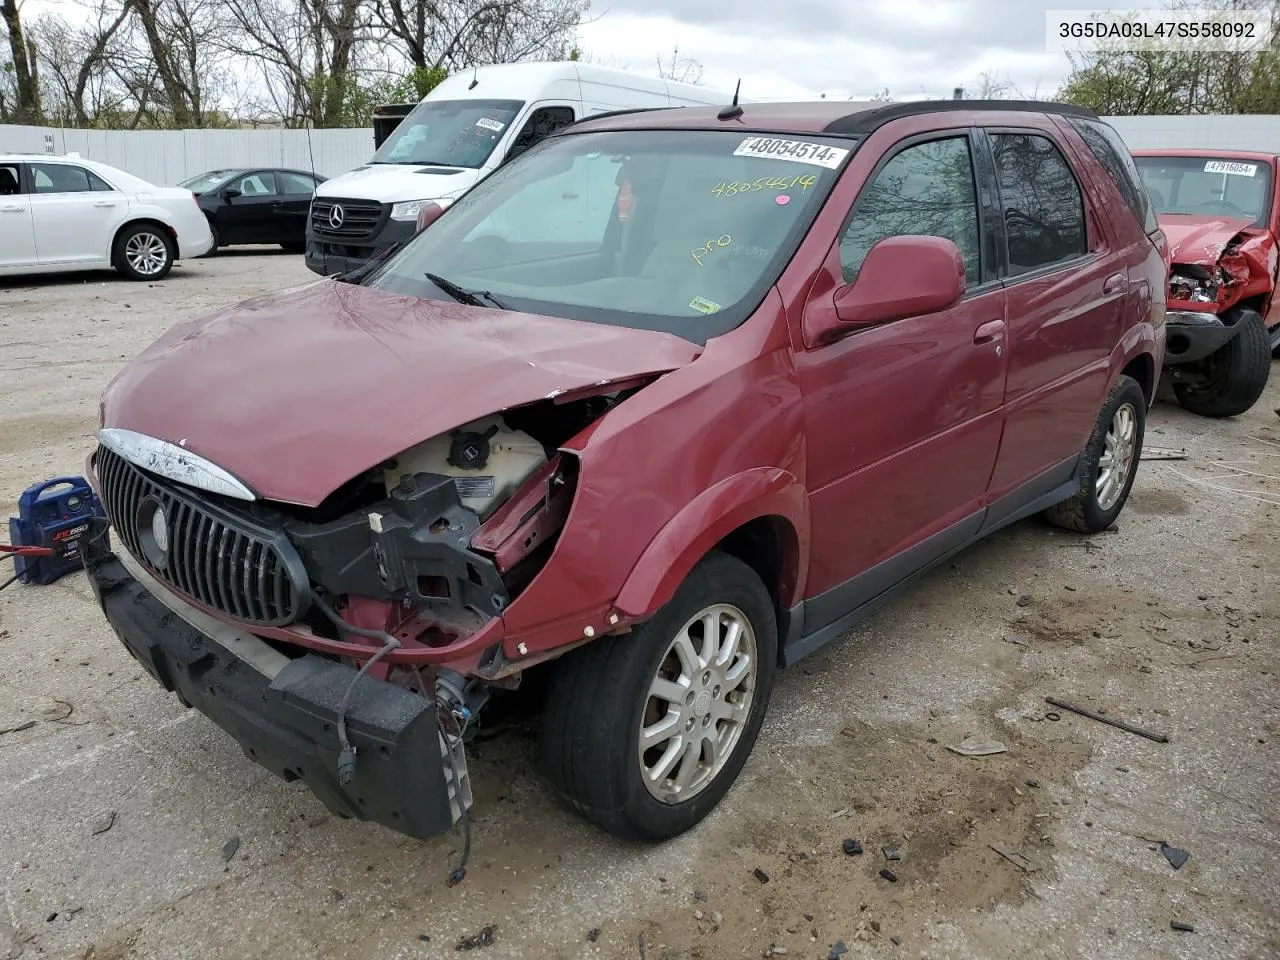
[[5, 477, 106, 586]]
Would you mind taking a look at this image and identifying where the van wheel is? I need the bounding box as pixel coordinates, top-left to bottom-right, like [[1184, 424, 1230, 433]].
[[114, 223, 175, 280], [1172, 308, 1271, 417], [1044, 375, 1145, 534], [540, 552, 776, 841]]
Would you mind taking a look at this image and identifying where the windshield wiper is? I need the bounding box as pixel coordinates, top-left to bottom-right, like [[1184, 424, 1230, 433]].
[[424, 272, 508, 309]]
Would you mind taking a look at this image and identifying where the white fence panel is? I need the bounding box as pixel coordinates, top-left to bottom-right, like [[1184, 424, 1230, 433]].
[[6, 115, 1280, 186]]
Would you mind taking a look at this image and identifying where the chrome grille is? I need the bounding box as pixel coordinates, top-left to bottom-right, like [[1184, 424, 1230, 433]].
[[310, 197, 385, 241], [95, 445, 309, 627]]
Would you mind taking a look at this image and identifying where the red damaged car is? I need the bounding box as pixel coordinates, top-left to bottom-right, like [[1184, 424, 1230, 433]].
[[84, 100, 1164, 849], [1134, 150, 1277, 417]]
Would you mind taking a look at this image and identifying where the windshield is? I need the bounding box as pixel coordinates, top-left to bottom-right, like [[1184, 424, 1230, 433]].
[[179, 170, 238, 192], [365, 129, 854, 342], [1135, 155, 1273, 225], [370, 98, 523, 168]]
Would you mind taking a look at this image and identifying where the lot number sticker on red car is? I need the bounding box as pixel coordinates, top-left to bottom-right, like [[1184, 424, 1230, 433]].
[[733, 137, 849, 169], [1204, 159, 1258, 177]]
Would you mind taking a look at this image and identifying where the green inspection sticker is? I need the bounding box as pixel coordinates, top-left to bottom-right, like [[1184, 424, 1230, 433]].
[[689, 296, 722, 314]]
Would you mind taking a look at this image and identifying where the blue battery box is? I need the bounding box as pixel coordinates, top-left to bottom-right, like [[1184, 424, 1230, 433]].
[[7, 477, 106, 585]]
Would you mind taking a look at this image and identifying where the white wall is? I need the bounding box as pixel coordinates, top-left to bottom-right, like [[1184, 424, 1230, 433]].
[[0, 124, 373, 184], [3, 114, 1280, 186]]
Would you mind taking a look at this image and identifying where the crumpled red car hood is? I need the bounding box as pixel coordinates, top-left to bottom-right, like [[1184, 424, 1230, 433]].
[[100, 280, 700, 506], [1159, 214, 1255, 265]]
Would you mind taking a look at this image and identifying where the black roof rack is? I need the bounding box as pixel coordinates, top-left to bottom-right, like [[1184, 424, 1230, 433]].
[[825, 99, 1098, 135]]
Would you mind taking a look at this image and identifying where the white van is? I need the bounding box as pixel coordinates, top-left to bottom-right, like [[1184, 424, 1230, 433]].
[[305, 61, 730, 276]]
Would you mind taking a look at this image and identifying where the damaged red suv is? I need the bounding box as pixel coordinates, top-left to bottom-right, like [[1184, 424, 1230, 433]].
[[1134, 149, 1277, 417], [85, 100, 1165, 847]]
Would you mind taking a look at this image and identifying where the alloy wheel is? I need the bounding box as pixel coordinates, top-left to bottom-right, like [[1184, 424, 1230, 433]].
[[125, 232, 169, 276], [1096, 401, 1137, 511], [638, 603, 757, 803]]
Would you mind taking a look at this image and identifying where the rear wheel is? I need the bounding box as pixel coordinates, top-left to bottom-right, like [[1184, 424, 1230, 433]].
[[1044, 375, 1145, 534], [1172, 308, 1271, 417], [113, 223, 174, 280], [540, 552, 776, 840]]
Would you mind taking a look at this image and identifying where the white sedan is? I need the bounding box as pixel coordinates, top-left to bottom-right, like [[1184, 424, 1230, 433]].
[[0, 154, 213, 281]]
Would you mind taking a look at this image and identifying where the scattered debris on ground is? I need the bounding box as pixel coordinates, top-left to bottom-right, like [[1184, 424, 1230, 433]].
[[842, 838, 863, 856], [1161, 843, 1190, 870], [220, 838, 240, 862], [456, 925, 497, 951], [948, 735, 1008, 757], [989, 843, 1039, 873], [1142, 446, 1189, 461], [1044, 697, 1170, 742], [1170, 921, 1195, 933], [90, 811, 116, 836], [753, 868, 770, 883]]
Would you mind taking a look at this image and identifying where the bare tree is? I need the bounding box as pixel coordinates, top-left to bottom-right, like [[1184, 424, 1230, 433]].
[[33, 0, 132, 126], [221, 0, 368, 127], [2, 0, 42, 122], [655, 43, 702, 84], [371, 0, 584, 73], [131, 0, 228, 126]]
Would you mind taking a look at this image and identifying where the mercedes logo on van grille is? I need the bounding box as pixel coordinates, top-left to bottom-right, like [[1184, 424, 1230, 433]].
[[328, 204, 345, 228]]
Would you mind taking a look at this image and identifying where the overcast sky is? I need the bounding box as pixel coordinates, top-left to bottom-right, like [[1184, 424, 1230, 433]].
[[24, 0, 1171, 102], [578, 0, 1169, 100]]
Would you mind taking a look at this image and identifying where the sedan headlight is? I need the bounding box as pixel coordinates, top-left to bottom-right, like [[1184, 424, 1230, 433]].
[[1169, 269, 1220, 304], [390, 199, 449, 221]]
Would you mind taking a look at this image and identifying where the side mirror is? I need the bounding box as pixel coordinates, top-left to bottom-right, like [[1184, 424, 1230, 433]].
[[833, 235, 966, 328], [221, 186, 241, 200]]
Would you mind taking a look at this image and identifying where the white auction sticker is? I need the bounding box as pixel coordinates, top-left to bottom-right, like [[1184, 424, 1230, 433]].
[[1204, 159, 1258, 177], [475, 117, 505, 132], [733, 137, 849, 169]]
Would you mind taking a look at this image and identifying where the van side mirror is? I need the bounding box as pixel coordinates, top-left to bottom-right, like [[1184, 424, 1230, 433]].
[[832, 235, 966, 328]]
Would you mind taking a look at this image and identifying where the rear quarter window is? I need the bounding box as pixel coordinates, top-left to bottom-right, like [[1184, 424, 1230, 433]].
[[1068, 117, 1159, 236]]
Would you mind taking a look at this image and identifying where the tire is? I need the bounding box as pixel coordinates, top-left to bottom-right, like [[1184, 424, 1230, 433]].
[[113, 223, 175, 280], [1044, 374, 1146, 534], [540, 551, 777, 841], [1172, 308, 1271, 418]]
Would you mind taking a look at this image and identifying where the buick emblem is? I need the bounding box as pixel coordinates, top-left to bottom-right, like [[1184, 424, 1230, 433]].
[[328, 204, 345, 228]]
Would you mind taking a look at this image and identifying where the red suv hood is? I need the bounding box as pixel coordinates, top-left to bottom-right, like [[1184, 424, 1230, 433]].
[[101, 281, 701, 506], [1158, 214, 1255, 265]]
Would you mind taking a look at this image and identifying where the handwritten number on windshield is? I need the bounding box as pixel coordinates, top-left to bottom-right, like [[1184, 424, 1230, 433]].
[[712, 175, 816, 197], [692, 235, 732, 267]]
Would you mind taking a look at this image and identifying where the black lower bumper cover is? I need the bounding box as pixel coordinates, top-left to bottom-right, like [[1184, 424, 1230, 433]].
[[84, 522, 458, 840], [1164, 312, 1240, 366]]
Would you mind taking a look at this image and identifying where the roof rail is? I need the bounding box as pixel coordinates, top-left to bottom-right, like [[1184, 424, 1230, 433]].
[[561, 106, 675, 130], [825, 99, 1098, 135]]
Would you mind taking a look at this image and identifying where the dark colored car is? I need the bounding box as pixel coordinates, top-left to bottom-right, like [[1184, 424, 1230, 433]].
[[1133, 149, 1276, 417], [180, 168, 326, 253], [85, 100, 1164, 849]]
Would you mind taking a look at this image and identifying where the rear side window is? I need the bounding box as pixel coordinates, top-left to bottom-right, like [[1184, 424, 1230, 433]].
[[30, 163, 114, 194], [1068, 117, 1159, 235], [279, 171, 319, 194], [990, 133, 1087, 276], [840, 136, 981, 285]]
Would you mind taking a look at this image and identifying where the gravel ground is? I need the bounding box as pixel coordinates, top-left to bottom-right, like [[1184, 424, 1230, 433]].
[[1, 252, 1278, 960]]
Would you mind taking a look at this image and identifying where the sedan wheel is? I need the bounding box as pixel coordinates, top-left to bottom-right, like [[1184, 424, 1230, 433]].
[[114, 224, 175, 281], [1095, 402, 1137, 511]]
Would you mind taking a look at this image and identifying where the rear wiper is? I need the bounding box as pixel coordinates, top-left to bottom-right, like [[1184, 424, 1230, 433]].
[[424, 272, 507, 309]]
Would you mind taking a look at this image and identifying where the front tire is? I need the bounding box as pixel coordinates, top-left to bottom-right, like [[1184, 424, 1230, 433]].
[[1044, 374, 1145, 534], [113, 223, 175, 280], [540, 551, 777, 841], [1172, 308, 1271, 417]]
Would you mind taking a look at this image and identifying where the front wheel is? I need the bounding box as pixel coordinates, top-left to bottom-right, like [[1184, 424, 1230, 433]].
[[113, 223, 175, 280], [1172, 308, 1271, 417], [1044, 374, 1146, 534], [540, 552, 777, 841]]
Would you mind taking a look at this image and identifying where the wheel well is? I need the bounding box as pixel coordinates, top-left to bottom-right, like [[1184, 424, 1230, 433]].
[[715, 515, 800, 618], [1121, 353, 1155, 407], [111, 218, 175, 260]]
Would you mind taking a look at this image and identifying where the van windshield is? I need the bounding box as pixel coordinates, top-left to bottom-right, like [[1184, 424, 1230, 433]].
[[371, 99, 523, 169], [364, 129, 854, 343], [1135, 155, 1273, 226]]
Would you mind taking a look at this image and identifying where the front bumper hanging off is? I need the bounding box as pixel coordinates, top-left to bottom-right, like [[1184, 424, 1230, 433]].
[[1163, 310, 1244, 366], [83, 520, 469, 840]]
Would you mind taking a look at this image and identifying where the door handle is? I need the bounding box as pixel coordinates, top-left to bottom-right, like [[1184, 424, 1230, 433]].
[[0, 204, 23, 213], [973, 319, 1006, 344], [93, 200, 117, 207], [1103, 273, 1128, 294]]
